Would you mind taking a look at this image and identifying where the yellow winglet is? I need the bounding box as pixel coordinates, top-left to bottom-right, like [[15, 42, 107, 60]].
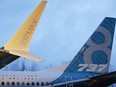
[[4, 0, 47, 51], [3, 0, 47, 62], [7, 49, 44, 62]]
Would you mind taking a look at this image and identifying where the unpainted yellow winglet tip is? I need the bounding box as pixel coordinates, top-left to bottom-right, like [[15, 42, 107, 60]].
[[42, 0, 48, 2], [39, 60, 45, 62]]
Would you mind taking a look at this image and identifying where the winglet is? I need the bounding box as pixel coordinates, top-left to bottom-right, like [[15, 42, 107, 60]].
[[42, 0, 48, 1], [8, 50, 45, 62], [3, 1, 47, 62]]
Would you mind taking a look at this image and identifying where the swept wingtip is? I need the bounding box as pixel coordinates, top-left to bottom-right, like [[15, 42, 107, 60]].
[[42, 0, 48, 2], [35, 57, 45, 62], [38, 59, 45, 62]]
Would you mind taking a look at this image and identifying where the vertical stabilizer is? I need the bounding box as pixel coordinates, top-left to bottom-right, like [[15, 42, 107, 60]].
[[65, 17, 116, 74], [52, 17, 116, 84]]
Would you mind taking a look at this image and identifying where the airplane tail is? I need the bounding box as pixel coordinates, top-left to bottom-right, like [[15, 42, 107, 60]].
[[52, 17, 116, 83], [0, 0, 47, 62]]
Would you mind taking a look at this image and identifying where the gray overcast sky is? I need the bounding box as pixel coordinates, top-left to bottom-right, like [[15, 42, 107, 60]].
[[0, 0, 116, 69]]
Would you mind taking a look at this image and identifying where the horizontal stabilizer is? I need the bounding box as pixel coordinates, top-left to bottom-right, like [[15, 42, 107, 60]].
[[6, 49, 44, 62]]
